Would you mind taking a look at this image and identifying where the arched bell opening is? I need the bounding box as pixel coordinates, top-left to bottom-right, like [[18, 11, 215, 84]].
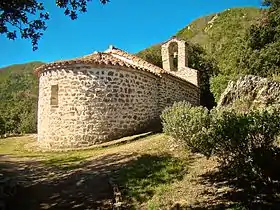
[[167, 41, 179, 72]]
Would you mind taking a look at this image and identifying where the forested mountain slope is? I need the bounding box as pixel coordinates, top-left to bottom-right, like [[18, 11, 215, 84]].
[[0, 62, 43, 134]]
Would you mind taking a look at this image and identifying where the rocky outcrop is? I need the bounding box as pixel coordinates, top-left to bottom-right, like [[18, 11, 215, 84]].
[[218, 75, 280, 110]]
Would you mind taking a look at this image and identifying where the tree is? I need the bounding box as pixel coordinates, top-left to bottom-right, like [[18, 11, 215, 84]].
[[237, 0, 280, 77], [0, 70, 38, 134], [0, 116, 5, 137], [263, 0, 280, 10], [0, 0, 109, 50]]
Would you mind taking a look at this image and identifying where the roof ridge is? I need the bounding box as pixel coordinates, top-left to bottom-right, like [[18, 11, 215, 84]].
[[34, 46, 197, 88], [105, 48, 196, 86], [34, 50, 162, 76], [106, 47, 165, 74]]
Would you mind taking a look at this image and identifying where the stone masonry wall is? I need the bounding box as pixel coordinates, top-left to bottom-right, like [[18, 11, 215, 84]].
[[161, 38, 199, 86], [162, 39, 188, 71], [38, 64, 159, 149], [159, 74, 199, 111]]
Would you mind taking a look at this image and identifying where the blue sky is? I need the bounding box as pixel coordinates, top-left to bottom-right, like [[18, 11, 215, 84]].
[[0, 0, 262, 68]]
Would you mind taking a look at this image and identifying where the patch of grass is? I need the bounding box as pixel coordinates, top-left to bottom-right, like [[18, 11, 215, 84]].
[[3, 133, 278, 209], [113, 153, 188, 207], [0, 135, 106, 170], [42, 155, 90, 170], [0, 136, 34, 155], [0, 133, 168, 170]]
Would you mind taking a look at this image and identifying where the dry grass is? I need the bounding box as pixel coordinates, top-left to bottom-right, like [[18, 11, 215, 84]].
[[0, 133, 236, 209]]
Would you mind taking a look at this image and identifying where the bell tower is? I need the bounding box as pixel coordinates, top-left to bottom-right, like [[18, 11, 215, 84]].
[[161, 37, 199, 87]]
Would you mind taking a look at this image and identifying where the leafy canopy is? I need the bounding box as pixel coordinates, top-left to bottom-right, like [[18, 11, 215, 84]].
[[237, 0, 280, 77]]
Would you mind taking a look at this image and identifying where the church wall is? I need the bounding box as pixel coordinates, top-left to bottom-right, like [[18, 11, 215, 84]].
[[159, 74, 200, 111], [37, 64, 159, 149]]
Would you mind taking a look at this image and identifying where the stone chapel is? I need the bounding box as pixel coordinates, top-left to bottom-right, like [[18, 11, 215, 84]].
[[34, 37, 200, 150]]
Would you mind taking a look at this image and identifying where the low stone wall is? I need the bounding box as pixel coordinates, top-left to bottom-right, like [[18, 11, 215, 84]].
[[38, 64, 159, 149]]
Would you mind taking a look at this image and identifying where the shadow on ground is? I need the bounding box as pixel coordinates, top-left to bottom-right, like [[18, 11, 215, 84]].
[[0, 151, 185, 210], [112, 154, 188, 205], [191, 148, 280, 210]]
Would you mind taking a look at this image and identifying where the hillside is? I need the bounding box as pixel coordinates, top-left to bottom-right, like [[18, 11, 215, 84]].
[[177, 7, 261, 73], [0, 62, 43, 81], [137, 7, 261, 72], [0, 62, 43, 134]]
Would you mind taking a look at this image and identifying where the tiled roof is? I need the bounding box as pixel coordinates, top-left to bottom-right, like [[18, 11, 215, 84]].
[[105, 47, 197, 85], [34, 45, 197, 88], [34, 51, 161, 76], [105, 47, 165, 74]]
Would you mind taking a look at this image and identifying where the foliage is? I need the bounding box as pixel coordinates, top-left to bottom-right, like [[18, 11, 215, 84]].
[[176, 7, 261, 74], [241, 42, 280, 76], [136, 45, 162, 68], [178, 7, 262, 99], [209, 74, 230, 103], [208, 107, 280, 180], [206, 2, 280, 100], [188, 43, 218, 108], [0, 0, 109, 50], [160, 6, 280, 101], [161, 101, 212, 154], [0, 116, 5, 136], [162, 102, 280, 182], [137, 8, 262, 107], [0, 62, 42, 134], [237, 2, 280, 77], [210, 74, 241, 103]]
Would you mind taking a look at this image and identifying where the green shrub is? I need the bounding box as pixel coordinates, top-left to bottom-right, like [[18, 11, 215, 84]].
[[161, 101, 213, 155], [162, 103, 280, 180], [209, 74, 243, 103], [19, 111, 37, 134], [210, 108, 280, 175]]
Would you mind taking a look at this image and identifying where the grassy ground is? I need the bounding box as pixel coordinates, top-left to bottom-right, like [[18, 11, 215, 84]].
[[1, 134, 279, 209]]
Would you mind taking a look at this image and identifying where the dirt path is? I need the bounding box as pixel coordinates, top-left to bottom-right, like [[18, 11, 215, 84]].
[[0, 133, 160, 210], [0, 153, 137, 210], [0, 133, 192, 209]]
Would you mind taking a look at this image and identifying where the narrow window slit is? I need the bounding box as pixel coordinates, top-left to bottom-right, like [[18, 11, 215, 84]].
[[50, 85, 59, 106]]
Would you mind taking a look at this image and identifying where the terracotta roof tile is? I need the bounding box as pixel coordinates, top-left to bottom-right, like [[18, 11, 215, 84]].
[[107, 48, 198, 87], [34, 46, 198, 89], [34, 52, 161, 76], [106, 47, 165, 74]]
